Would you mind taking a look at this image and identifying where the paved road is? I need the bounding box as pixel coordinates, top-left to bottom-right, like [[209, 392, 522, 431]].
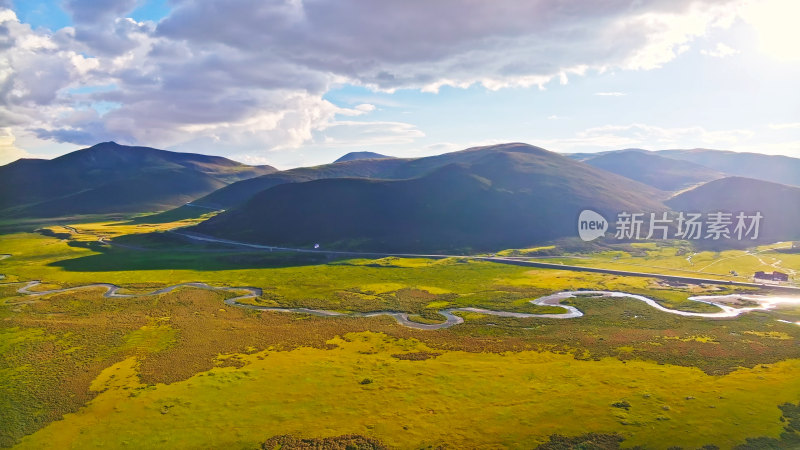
[[43, 226, 800, 294], [170, 230, 800, 294]]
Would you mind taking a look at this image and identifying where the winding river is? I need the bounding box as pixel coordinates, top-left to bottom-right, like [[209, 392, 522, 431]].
[[6, 279, 800, 330]]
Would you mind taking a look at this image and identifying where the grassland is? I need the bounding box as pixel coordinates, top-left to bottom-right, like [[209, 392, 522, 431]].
[[11, 330, 800, 449], [506, 240, 800, 285], [2, 219, 800, 448], [0, 228, 760, 315]]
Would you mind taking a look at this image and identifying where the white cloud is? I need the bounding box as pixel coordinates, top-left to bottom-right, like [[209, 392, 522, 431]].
[[769, 122, 800, 130], [335, 103, 377, 117], [701, 43, 739, 58], [355, 103, 376, 113], [0, 128, 34, 165], [0, 0, 759, 160], [594, 92, 626, 97], [616, 3, 734, 70]]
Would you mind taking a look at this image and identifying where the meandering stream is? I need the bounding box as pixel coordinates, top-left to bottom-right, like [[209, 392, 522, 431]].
[[7, 279, 800, 330]]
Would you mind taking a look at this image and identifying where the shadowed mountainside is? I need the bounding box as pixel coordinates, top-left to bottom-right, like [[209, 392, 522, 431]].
[[666, 176, 800, 243], [192, 143, 666, 252], [0, 142, 276, 218]]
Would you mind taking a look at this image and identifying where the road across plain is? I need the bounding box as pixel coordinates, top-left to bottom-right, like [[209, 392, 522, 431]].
[[169, 231, 800, 294]]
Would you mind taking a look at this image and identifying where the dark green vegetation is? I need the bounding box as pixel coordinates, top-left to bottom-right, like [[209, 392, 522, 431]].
[[578, 150, 724, 191], [261, 434, 388, 449], [734, 402, 800, 449], [259, 432, 632, 449], [333, 151, 395, 163], [535, 432, 624, 449], [193, 143, 665, 252], [666, 177, 800, 243], [0, 141, 275, 218]]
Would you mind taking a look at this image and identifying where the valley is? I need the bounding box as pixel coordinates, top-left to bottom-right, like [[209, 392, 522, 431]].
[[2, 142, 800, 449], [2, 212, 800, 449], [5, 1, 800, 447]]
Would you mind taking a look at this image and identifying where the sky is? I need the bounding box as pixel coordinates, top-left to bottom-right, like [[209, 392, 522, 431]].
[[1, 0, 799, 169]]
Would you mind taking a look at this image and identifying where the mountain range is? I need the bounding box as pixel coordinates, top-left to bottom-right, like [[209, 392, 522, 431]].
[[2, 141, 798, 251], [569, 148, 800, 188], [191, 143, 666, 252], [574, 150, 725, 191], [0, 142, 275, 218]]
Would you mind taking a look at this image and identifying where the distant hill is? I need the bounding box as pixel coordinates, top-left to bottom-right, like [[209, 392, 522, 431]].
[[333, 151, 394, 163], [666, 176, 800, 243], [581, 150, 725, 191], [0, 142, 276, 218], [191, 157, 412, 209], [192, 143, 666, 252], [656, 149, 800, 188], [568, 147, 800, 189], [195, 142, 678, 211]]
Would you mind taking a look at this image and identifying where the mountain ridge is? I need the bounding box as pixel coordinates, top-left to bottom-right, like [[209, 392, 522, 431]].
[[580, 150, 725, 191], [0, 142, 277, 218], [333, 151, 394, 163], [191, 143, 667, 252]]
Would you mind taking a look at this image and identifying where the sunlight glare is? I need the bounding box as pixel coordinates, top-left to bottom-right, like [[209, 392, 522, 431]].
[[742, 0, 800, 62]]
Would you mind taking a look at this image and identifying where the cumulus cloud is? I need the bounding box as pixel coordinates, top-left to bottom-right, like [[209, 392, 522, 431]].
[[701, 42, 739, 58], [159, 0, 740, 91], [0, 0, 751, 158], [0, 127, 32, 165]]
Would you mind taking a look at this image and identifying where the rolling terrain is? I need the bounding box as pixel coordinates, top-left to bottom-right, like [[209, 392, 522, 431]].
[[194, 142, 676, 211], [658, 148, 800, 187], [192, 143, 666, 252], [0, 142, 276, 218], [578, 150, 725, 191], [190, 156, 410, 209], [570, 148, 800, 189], [666, 176, 800, 243], [2, 218, 800, 448]]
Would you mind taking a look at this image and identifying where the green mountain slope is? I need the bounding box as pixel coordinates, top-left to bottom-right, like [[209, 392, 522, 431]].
[[195, 142, 676, 210], [192, 143, 666, 252], [0, 142, 276, 218], [666, 176, 800, 243], [191, 157, 412, 209]]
